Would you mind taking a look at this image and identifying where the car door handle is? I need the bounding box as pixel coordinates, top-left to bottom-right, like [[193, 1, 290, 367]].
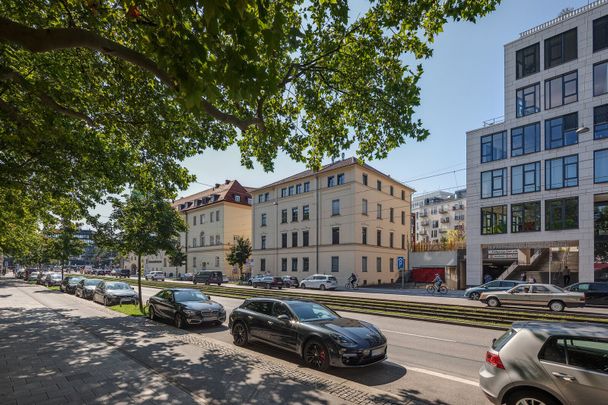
[[552, 372, 576, 382], [247, 315, 253, 320], [267, 321, 274, 325]]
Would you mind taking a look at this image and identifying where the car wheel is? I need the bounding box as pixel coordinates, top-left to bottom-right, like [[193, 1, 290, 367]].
[[253, 284, 257, 288], [104, 297, 110, 306], [487, 297, 500, 308], [549, 300, 565, 312], [278, 286, 282, 290], [506, 389, 559, 405], [304, 339, 330, 371], [320, 284, 326, 291], [175, 313, 186, 329], [149, 306, 156, 321], [301, 284, 306, 289], [193, 280, 197, 285], [470, 292, 481, 300], [265, 283, 270, 289], [232, 322, 248, 346]]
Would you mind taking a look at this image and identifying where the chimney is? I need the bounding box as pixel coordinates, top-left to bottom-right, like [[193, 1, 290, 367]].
[[214, 183, 220, 188], [225, 179, 230, 185]]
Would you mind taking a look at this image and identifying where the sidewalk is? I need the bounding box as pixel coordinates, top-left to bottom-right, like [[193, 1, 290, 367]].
[[0, 278, 443, 405]]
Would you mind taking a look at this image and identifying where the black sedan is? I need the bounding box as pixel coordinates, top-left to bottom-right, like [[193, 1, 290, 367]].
[[565, 282, 608, 306], [75, 278, 103, 299], [147, 288, 226, 329], [229, 298, 387, 371], [92, 281, 138, 306], [60, 276, 83, 294]]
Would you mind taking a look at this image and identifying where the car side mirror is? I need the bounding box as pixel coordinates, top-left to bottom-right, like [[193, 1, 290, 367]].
[[277, 314, 290, 323]]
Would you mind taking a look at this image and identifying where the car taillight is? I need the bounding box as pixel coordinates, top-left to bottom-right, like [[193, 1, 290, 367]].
[[485, 351, 505, 369]]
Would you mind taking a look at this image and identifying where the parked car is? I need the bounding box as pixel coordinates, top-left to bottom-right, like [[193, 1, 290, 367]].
[[147, 288, 226, 328], [16, 269, 25, 279], [118, 269, 131, 278], [252, 276, 284, 289], [193, 271, 223, 286], [229, 298, 387, 371], [464, 280, 524, 300], [282, 276, 300, 288], [37, 271, 51, 285], [479, 321, 608, 405], [145, 271, 165, 281], [93, 281, 138, 306], [564, 282, 608, 307], [60, 276, 83, 294], [247, 274, 265, 286], [44, 273, 63, 287], [75, 278, 103, 299], [299, 275, 338, 291], [177, 273, 193, 281], [480, 283, 585, 312], [26, 271, 39, 281]]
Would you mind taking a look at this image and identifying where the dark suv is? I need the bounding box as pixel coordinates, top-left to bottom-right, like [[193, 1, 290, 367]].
[[564, 282, 608, 306], [118, 269, 131, 278], [193, 271, 223, 286]]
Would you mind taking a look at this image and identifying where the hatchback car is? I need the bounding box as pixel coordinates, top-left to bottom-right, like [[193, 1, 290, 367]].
[[480, 283, 585, 312], [247, 274, 265, 286], [43, 273, 62, 287], [75, 278, 103, 299], [177, 273, 194, 281], [299, 275, 338, 291], [564, 282, 608, 307], [145, 271, 165, 281], [282, 276, 300, 288], [93, 281, 138, 306], [37, 271, 51, 285], [60, 276, 83, 294], [479, 321, 608, 405], [118, 269, 131, 278], [26, 271, 39, 282], [193, 271, 223, 286], [229, 298, 387, 371], [464, 280, 524, 300], [252, 276, 284, 289], [147, 288, 226, 328]]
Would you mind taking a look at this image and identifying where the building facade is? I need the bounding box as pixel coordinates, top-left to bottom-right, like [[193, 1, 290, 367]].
[[251, 158, 413, 286], [466, 1, 608, 285], [144, 180, 253, 279], [412, 190, 466, 243]]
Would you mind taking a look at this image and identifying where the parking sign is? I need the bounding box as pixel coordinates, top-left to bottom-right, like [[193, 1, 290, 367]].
[[397, 256, 405, 270]]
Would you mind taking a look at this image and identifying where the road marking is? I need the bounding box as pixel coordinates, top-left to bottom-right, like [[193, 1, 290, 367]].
[[400, 364, 480, 387], [382, 329, 457, 342]]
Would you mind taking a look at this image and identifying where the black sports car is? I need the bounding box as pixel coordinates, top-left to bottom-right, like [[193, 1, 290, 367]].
[[147, 288, 226, 328], [228, 298, 387, 371]]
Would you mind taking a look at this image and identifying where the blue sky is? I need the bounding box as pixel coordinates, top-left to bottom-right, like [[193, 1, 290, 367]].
[[177, 0, 592, 199]]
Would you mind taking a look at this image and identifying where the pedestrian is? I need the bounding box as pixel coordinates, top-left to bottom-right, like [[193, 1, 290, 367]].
[[483, 274, 493, 284], [520, 272, 527, 282], [563, 266, 571, 286], [530, 276, 537, 284]]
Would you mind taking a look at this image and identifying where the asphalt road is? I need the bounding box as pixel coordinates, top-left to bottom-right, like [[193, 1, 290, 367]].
[[137, 285, 502, 404]]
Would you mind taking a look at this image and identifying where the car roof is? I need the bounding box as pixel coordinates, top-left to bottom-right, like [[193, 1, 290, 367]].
[[163, 288, 202, 292], [512, 321, 608, 339], [245, 297, 318, 304]]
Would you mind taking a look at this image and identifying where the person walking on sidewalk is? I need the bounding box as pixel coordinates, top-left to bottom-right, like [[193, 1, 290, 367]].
[[520, 272, 527, 282], [563, 266, 571, 286]]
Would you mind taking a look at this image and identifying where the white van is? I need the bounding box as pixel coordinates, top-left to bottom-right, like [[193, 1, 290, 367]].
[[299, 275, 338, 290]]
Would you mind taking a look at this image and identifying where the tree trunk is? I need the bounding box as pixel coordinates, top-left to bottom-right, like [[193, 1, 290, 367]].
[[61, 259, 64, 280], [137, 254, 143, 313], [238, 264, 243, 281]]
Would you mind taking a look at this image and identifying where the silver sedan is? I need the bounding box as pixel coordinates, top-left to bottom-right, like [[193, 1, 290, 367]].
[[480, 283, 585, 312]]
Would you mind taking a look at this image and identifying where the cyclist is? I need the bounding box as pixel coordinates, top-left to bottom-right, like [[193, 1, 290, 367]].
[[433, 273, 443, 291], [348, 272, 358, 289]]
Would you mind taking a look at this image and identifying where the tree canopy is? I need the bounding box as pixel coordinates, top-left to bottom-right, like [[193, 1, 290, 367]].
[[0, 0, 500, 256], [226, 236, 253, 280]]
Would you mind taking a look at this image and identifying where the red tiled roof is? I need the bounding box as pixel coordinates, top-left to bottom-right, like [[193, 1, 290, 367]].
[[173, 180, 252, 212]]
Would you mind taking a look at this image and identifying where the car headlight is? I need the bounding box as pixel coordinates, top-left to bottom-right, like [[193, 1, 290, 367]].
[[183, 310, 198, 316], [330, 333, 358, 347]]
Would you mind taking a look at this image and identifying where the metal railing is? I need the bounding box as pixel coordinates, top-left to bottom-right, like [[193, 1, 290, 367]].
[[482, 115, 504, 127], [411, 241, 465, 252], [520, 0, 608, 38]]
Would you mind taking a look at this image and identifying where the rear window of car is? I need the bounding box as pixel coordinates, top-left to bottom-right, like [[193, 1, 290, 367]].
[[592, 283, 608, 291], [328, 277, 337, 282], [492, 329, 517, 351]]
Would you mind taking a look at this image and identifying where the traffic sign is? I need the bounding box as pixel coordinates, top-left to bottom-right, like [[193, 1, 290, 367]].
[[397, 256, 405, 270]]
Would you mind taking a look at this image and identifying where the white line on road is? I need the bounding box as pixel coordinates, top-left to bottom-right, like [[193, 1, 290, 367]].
[[382, 329, 457, 342], [400, 364, 480, 387]]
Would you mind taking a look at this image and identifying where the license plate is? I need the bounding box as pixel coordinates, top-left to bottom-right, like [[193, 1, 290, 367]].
[[203, 316, 217, 321], [371, 348, 385, 357]]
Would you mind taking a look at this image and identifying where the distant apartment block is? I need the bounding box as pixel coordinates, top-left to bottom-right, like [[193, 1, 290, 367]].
[[251, 157, 413, 286], [144, 180, 253, 278], [412, 190, 466, 244], [466, 1, 608, 285]]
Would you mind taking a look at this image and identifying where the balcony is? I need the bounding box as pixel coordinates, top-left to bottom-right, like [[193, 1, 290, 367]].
[[418, 229, 428, 235], [420, 220, 429, 226], [439, 228, 448, 233], [452, 204, 464, 211], [419, 211, 428, 217], [439, 207, 448, 214], [440, 217, 450, 224]]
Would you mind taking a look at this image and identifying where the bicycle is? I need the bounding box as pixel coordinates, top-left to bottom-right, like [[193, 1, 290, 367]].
[[344, 281, 359, 290], [426, 283, 448, 294]]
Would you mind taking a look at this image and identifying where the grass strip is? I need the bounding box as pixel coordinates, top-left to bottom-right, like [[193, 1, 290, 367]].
[[108, 303, 147, 317]]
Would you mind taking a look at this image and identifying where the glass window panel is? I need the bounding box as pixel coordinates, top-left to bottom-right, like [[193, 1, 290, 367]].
[[596, 149, 608, 183], [594, 62, 608, 96], [594, 15, 608, 52]]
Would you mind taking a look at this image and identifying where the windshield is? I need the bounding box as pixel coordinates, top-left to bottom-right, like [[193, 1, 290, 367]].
[[68, 278, 82, 284], [288, 302, 339, 322], [174, 290, 209, 303], [106, 283, 130, 290], [84, 280, 101, 286], [492, 329, 517, 351], [51, 274, 62, 279]]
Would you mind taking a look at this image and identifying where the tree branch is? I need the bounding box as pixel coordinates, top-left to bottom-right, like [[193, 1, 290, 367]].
[[0, 17, 263, 132], [0, 66, 94, 126]]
